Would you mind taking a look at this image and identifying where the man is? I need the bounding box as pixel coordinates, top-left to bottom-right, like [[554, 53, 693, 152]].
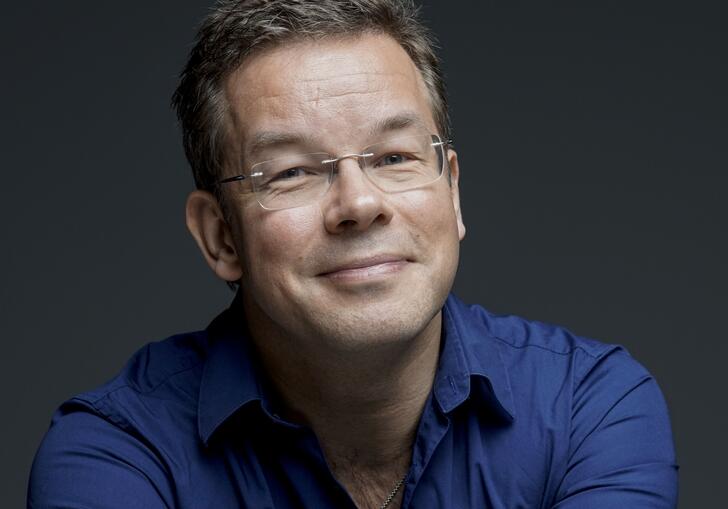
[[29, 0, 678, 507]]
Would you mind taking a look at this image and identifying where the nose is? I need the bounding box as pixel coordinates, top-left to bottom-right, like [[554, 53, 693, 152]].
[[322, 157, 394, 234]]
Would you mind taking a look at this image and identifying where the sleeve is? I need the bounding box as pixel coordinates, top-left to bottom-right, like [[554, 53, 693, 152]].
[[551, 348, 679, 508], [28, 402, 172, 509]]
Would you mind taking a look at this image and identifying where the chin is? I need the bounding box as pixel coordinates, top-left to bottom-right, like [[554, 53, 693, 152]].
[[304, 288, 446, 351]]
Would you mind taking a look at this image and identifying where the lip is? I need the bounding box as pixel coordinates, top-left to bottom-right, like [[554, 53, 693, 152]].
[[318, 255, 411, 281]]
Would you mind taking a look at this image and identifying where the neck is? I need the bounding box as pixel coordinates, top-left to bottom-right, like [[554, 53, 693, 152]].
[[245, 305, 442, 472]]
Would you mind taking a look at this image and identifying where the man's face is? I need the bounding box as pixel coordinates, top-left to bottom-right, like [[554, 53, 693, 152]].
[[223, 34, 465, 350]]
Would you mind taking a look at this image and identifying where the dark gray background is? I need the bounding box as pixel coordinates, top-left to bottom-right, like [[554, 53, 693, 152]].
[[2, 1, 725, 507]]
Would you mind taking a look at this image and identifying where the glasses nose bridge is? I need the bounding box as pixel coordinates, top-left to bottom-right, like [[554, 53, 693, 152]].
[[322, 151, 374, 173]]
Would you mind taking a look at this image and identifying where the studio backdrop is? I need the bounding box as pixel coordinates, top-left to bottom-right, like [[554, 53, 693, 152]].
[[1, 1, 725, 507]]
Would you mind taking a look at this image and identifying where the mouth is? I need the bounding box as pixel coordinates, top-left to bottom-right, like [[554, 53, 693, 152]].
[[318, 255, 411, 282]]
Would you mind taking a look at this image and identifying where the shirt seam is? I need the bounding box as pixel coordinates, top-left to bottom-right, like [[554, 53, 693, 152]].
[[79, 360, 205, 406], [488, 334, 603, 359]]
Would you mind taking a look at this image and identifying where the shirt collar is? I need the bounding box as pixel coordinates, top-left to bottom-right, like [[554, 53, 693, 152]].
[[434, 294, 516, 423], [198, 292, 516, 444], [198, 293, 267, 445]]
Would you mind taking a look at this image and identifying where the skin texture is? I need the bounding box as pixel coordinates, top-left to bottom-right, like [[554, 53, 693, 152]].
[[186, 34, 465, 508]]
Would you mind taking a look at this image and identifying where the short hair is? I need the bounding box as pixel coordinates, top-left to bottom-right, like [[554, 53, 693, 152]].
[[172, 0, 451, 192]]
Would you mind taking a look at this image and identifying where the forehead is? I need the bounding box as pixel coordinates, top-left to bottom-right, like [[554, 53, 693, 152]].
[[223, 33, 437, 156]]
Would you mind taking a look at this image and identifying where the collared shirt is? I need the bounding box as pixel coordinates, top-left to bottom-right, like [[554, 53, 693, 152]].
[[29, 294, 678, 508]]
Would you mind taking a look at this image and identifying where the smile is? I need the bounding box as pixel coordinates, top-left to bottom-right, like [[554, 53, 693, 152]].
[[319, 256, 410, 283]]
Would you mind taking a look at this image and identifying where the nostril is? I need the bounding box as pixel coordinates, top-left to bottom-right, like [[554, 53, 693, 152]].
[[338, 219, 357, 228]]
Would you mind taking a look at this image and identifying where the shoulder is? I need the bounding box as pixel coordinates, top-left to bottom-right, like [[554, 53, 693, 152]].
[[70, 331, 208, 416], [447, 294, 649, 385], [445, 294, 666, 432], [446, 296, 677, 504], [48, 329, 209, 436], [29, 331, 210, 507], [449, 295, 614, 357], [46, 330, 210, 454]]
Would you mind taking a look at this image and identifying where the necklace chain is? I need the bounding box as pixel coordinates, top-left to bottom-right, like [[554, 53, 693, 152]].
[[379, 474, 407, 509]]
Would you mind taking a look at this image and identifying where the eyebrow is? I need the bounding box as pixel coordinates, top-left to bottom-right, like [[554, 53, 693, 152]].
[[243, 112, 432, 161], [245, 131, 316, 160]]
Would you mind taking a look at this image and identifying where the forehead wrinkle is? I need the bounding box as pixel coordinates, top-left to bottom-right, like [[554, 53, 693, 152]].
[[241, 110, 433, 166], [368, 112, 431, 137], [301, 72, 388, 109], [225, 34, 439, 165]]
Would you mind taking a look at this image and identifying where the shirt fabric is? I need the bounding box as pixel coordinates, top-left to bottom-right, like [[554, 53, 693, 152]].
[[29, 294, 678, 508]]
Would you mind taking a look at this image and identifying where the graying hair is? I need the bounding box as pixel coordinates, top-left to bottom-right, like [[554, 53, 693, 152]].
[[172, 0, 451, 192]]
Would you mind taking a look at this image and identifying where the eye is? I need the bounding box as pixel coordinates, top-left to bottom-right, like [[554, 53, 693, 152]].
[[378, 153, 410, 166], [271, 167, 307, 181]]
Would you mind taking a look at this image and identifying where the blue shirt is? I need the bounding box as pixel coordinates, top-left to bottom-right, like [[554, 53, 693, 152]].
[[29, 294, 678, 508]]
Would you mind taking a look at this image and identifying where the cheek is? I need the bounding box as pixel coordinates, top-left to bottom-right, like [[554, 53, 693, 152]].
[[397, 187, 458, 236], [242, 206, 321, 277]]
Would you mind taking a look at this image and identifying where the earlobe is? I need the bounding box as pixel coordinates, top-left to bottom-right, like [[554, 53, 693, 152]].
[[185, 190, 243, 282], [447, 150, 466, 241]]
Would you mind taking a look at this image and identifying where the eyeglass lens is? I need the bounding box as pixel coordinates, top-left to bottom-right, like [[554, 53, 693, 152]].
[[248, 134, 445, 210]]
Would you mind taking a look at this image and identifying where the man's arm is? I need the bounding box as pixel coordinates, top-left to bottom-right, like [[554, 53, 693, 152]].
[[28, 405, 171, 509], [552, 349, 679, 508]]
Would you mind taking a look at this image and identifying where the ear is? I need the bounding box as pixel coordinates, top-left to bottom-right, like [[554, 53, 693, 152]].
[[185, 190, 243, 282], [447, 149, 466, 241]]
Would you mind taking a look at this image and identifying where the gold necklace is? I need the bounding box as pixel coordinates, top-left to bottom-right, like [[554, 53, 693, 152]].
[[379, 474, 407, 509]]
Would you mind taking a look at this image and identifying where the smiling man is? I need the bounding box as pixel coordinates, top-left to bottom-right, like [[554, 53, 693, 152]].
[[29, 1, 678, 508]]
